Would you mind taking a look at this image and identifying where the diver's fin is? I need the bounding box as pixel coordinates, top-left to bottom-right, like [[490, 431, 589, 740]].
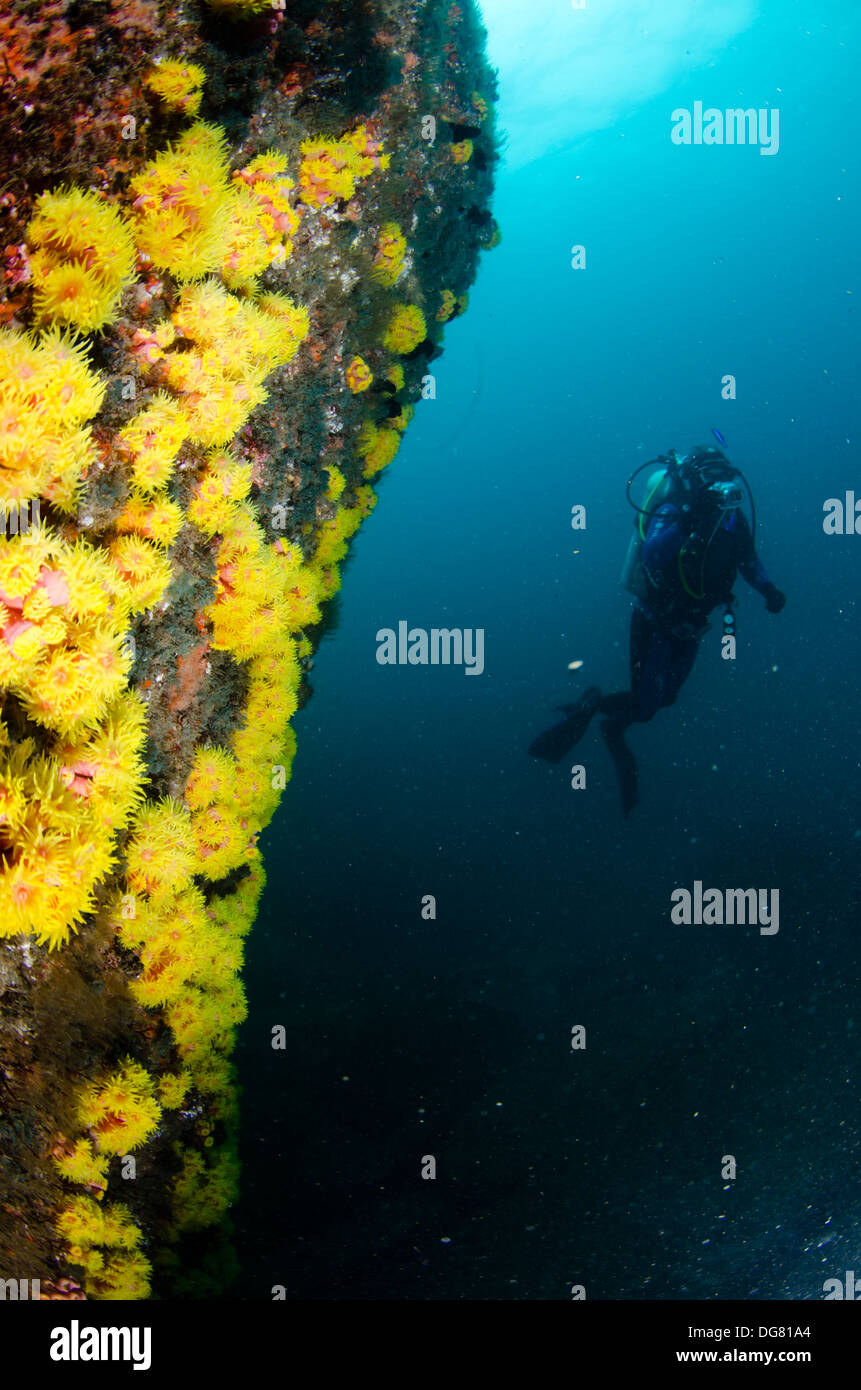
[[600, 719, 639, 816], [529, 687, 601, 763]]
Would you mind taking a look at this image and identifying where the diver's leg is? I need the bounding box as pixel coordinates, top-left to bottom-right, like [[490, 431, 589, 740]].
[[593, 608, 649, 726], [660, 634, 700, 707], [528, 686, 602, 763], [630, 604, 650, 701], [594, 610, 648, 814], [600, 717, 639, 816], [597, 607, 661, 728], [596, 691, 634, 728], [630, 612, 673, 723]]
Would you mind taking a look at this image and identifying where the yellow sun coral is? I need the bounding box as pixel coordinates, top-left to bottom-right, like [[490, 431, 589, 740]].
[[177, 366, 265, 448], [0, 697, 146, 946], [115, 496, 184, 548], [358, 421, 401, 477], [66, 1245, 105, 1278], [185, 745, 238, 810], [129, 122, 233, 281], [193, 1053, 234, 1097], [99, 1205, 144, 1249], [187, 448, 253, 536], [191, 801, 254, 881], [355, 483, 378, 517], [345, 355, 372, 393], [3, 43, 486, 1300], [451, 139, 474, 164], [172, 1148, 239, 1232], [371, 222, 407, 286], [204, 525, 322, 660], [436, 288, 457, 322], [256, 292, 310, 361], [325, 464, 346, 501], [220, 185, 272, 291], [299, 125, 388, 208], [0, 326, 105, 512], [170, 277, 241, 345], [26, 188, 137, 332], [382, 303, 426, 355], [88, 1251, 152, 1300], [145, 60, 206, 115], [204, 0, 271, 12], [123, 889, 213, 1007], [159, 1071, 192, 1109], [166, 985, 222, 1058], [344, 124, 390, 177], [206, 859, 265, 936], [56, 1196, 111, 1247], [298, 137, 358, 209], [231, 151, 300, 277], [161, 282, 308, 447], [125, 798, 196, 899], [118, 392, 189, 495], [314, 503, 364, 570], [108, 535, 172, 612], [77, 1060, 161, 1155], [0, 531, 135, 741], [53, 1140, 110, 1191], [55, 691, 148, 832]]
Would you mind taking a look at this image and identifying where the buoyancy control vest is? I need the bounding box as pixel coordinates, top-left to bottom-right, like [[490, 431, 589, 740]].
[[620, 446, 755, 605]]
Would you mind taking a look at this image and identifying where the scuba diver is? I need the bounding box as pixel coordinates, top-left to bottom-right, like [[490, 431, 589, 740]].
[[529, 441, 786, 815]]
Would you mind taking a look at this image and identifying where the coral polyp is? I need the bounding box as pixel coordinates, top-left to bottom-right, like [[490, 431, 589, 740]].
[[371, 222, 408, 286], [77, 1060, 162, 1156], [382, 303, 427, 354], [129, 123, 234, 281], [346, 355, 373, 392], [26, 188, 137, 331], [145, 61, 206, 115], [0, 326, 105, 511], [358, 421, 402, 477]]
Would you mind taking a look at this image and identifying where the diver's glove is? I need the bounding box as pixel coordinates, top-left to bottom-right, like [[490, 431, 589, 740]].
[[763, 583, 786, 613]]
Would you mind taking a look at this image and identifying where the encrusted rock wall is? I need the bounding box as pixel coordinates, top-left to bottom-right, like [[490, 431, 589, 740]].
[[0, 0, 497, 1298]]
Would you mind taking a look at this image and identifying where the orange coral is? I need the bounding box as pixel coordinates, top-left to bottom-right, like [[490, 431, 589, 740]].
[[167, 643, 210, 715]]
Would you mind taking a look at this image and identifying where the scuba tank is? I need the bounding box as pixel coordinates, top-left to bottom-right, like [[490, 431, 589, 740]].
[[621, 443, 756, 602], [620, 451, 684, 599]]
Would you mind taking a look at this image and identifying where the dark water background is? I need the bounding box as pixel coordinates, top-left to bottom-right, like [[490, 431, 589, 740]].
[[235, 2, 860, 1298]]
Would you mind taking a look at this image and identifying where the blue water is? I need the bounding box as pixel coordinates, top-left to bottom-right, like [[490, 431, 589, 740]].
[[236, 1, 860, 1299]]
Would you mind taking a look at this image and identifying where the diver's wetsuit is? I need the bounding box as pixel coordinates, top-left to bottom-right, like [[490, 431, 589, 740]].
[[529, 492, 784, 813], [600, 502, 775, 729]]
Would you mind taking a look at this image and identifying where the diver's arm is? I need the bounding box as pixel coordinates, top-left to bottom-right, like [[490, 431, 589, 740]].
[[641, 504, 684, 576], [734, 514, 785, 611], [738, 549, 771, 594]]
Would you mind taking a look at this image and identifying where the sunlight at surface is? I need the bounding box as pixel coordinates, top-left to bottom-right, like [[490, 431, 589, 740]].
[[477, 0, 759, 166]]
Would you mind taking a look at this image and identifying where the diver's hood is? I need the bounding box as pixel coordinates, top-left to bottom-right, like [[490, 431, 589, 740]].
[[685, 444, 733, 470]]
